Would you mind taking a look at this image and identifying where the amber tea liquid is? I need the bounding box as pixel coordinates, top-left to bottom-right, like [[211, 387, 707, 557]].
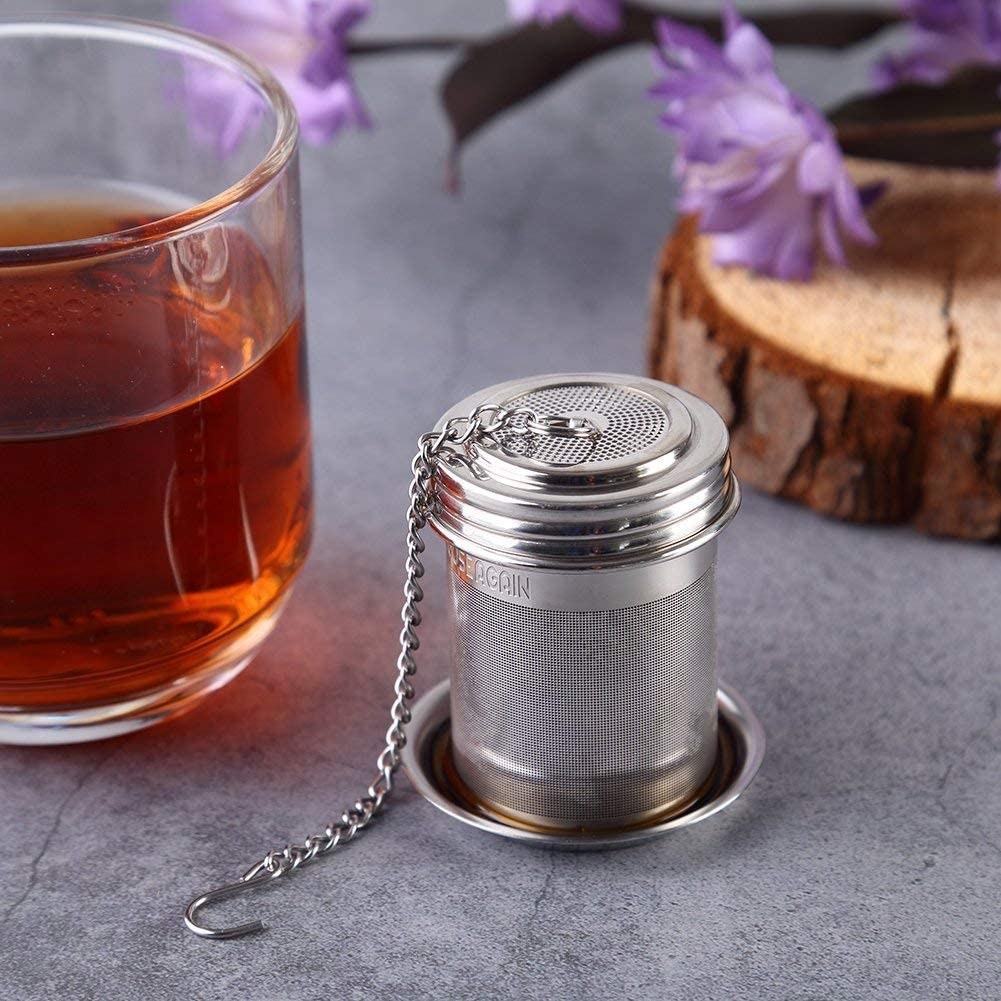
[[0, 186, 312, 733]]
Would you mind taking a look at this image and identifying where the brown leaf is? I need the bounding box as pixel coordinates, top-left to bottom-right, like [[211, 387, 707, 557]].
[[832, 68, 1001, 168], [440, 2, 898, 160]]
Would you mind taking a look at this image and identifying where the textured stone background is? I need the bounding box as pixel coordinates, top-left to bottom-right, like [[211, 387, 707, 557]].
[[2, 2, 999, 999]]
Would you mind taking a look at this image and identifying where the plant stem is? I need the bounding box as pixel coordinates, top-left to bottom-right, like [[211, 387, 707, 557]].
[[836, 111, 1001, 142]]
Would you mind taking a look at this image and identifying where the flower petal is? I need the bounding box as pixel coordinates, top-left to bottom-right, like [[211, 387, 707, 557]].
[[797, 140, 839, 194], [833, 172, 879, 245], [574, 0, 622, 32], [656, 18, 733, 73], [818, 199, 847, 266], [285, 73, 371, 143], [724, 21, 775, 79], [507, 0, 621, 32], [721, 2, 743, 41]]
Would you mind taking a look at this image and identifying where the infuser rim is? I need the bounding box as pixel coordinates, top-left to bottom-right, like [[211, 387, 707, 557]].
[[437, 373, 707, 488], [429, 474, 741, 569]]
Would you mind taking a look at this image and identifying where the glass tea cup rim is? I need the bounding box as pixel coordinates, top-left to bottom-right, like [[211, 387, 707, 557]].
[[0, 14, 299, 267]]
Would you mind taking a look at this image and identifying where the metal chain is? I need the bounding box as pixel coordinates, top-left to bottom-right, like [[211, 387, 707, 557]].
[[183, 403, 538, 939]]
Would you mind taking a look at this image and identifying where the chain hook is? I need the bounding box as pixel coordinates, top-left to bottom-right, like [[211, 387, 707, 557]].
[[181, 405, 549, 940], [184, 865, 284, 940]]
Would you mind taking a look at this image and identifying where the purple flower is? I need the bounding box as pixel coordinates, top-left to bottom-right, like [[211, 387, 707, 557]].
[[175, 0, 371, 146], [650, 5, 877, 280], [507, 0, 622, 34], [875, 0, 1001, 87]]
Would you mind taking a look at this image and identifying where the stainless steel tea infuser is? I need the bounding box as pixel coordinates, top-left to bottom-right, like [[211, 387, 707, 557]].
[[184, 373, 765, 939]]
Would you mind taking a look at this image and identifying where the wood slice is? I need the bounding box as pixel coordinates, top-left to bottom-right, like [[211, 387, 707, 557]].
[[649, 159, 1001, 541]]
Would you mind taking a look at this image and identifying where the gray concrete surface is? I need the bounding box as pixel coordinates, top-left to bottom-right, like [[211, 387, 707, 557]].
[[2, 2, 999, 998]]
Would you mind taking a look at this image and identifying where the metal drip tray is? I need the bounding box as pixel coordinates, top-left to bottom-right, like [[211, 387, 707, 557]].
[[402, 678, 765, 851]]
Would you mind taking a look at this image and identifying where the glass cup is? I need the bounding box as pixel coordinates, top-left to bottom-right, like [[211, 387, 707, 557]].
[[0, 17, 312, 744]]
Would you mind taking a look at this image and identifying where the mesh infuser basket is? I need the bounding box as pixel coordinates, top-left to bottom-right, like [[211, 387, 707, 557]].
[[428, 374, 740, 831]]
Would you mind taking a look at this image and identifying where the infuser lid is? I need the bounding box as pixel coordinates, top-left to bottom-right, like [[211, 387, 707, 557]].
[[430, 373, 739, 567]]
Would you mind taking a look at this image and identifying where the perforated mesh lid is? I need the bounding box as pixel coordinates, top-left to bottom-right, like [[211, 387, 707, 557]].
[[430, 373, 739, 567], [496, 381, 671, 465]]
